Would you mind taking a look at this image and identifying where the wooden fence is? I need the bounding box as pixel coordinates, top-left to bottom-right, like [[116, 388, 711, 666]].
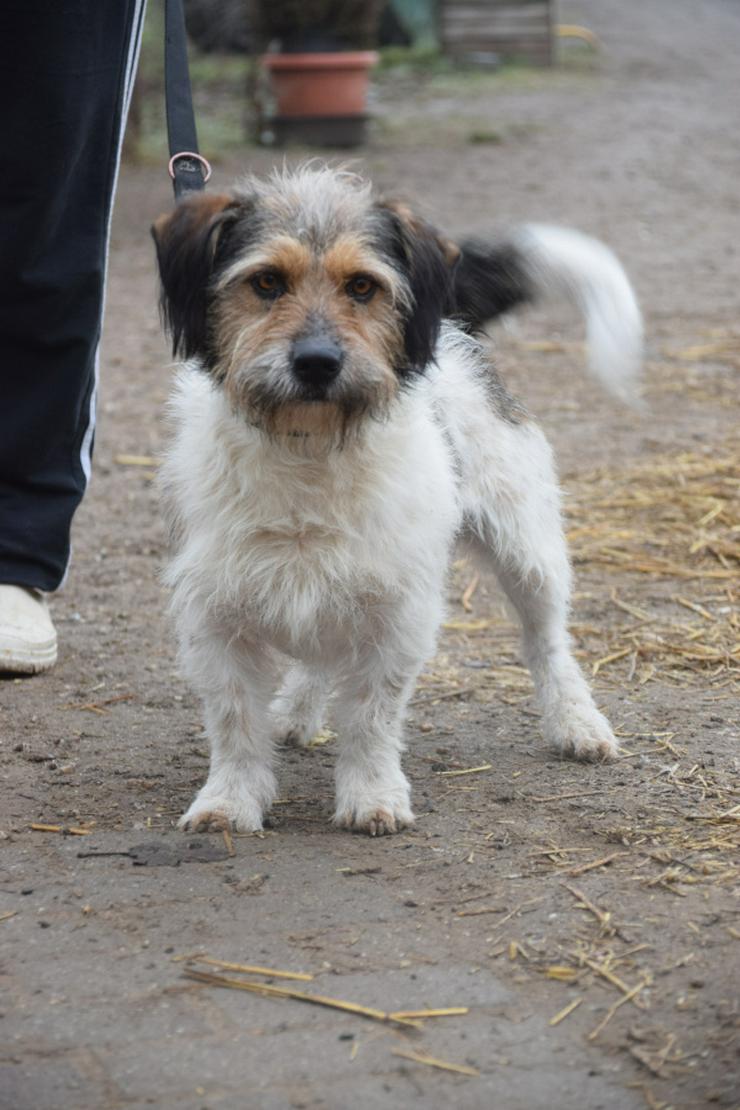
[[439, 0, 555, 66]]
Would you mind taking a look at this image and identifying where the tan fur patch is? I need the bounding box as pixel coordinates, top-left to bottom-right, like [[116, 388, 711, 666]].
[[323, 238, 381, 285], [152, 192, 234, 245], [259, 237, 313, 287], [270, 402, 347, 438], [324, 235, 408, 305]]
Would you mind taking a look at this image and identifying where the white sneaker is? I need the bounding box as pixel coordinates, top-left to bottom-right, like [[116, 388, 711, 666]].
[[0, 585, 58, 674]]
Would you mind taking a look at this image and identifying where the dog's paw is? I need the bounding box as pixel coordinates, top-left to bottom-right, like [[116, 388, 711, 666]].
[[334, 764, 414, 836], [278, 723, 335, 749], [547, 704, 618, 762], [271, 673, 327, 749], [278, 723, 311, 748], [334, 800, 415, 836], [178, 792, 265, 833]]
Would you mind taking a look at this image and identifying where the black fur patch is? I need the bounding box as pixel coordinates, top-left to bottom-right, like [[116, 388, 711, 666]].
[[373, 207, 456, 377], [152, 196, 260, 368], [453, 240, 535, 333]]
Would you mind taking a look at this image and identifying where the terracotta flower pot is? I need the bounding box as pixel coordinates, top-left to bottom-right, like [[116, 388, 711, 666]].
[[262, 51, 378, 147]]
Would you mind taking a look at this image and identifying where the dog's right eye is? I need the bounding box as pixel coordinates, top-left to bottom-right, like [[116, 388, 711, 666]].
[[251, 271, 285, 300]]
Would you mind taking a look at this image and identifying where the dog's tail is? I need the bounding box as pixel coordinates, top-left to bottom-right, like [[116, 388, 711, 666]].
[[453, 225, 643, 404]]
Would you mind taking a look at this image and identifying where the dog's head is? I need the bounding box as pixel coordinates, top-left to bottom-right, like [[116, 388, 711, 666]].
[[152, 166, 458, 441]]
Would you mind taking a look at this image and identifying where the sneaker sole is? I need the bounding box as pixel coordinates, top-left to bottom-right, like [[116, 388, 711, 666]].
[[0, 641, 58, 675]]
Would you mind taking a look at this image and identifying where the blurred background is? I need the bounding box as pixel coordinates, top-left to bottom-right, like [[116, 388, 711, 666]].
[[128, 0, 598, 152]]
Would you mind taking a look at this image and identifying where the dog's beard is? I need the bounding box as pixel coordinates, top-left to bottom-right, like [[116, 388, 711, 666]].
[[223, 346, 397, 450]]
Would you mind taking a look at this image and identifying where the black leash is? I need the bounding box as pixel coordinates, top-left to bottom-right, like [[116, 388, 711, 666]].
[[164, 0, 211, 199]]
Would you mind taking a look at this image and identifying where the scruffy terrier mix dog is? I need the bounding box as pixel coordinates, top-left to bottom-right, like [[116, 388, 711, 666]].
[[152, 165, 642, 836]]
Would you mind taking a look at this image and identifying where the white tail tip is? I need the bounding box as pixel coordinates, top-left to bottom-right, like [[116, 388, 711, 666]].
[[515, 224, 644, 406]]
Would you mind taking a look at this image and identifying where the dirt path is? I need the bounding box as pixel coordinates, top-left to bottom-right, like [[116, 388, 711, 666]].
[[2, 2, 738, 1107]]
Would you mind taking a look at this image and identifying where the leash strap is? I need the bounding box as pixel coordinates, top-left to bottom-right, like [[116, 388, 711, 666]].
[[164, 0, 211, 199]]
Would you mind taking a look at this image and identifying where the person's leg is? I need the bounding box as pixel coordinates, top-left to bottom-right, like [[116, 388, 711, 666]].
[[0, 1, 146, 672], [0, 0, 147, 593]]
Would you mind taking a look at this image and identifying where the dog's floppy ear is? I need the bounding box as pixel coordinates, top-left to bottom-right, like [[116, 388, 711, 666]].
[[375, 200, 460, 374], [151, 192, 240, 362]]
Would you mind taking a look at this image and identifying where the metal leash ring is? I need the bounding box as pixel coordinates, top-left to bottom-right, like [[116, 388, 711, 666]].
[[167, 151, 212, 184]]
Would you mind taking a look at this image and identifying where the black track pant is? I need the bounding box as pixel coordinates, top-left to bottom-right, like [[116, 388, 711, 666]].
[[0, 1, 146, 591]]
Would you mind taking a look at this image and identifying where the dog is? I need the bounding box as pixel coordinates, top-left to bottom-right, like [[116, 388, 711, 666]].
[[151, 165, 642, 836]]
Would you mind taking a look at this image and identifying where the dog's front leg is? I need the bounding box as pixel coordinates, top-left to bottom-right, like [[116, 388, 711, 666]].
[[331, 636, 428, 836], [178, 627, 280, 833]]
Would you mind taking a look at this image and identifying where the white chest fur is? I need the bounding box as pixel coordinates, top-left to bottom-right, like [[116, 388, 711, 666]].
[[160, 370, 461, 661]]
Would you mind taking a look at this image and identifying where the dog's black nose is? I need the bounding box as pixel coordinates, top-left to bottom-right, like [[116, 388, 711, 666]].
[[292, 336, 343, 389]]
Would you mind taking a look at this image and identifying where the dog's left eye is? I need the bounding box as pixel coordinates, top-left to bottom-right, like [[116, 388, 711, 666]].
[[346, 275, 377, 303], [251, 271, 285, 300]]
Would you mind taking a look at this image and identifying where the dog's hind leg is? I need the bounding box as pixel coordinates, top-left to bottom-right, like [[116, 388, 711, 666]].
[[461, 412, 618, 761], [271, 664, 330, 747], [178, 624, 281, 832]]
